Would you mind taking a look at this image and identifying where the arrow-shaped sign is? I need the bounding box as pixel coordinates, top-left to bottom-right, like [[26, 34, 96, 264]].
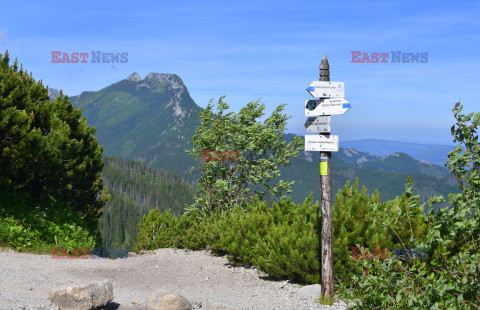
[[305, 135, 339, 152], [306, 81, 344, 98], [305, 98, 351, 116], [304, 116, 331, 133]]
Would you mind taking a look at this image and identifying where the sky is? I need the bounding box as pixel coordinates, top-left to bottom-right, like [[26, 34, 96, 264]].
[[1, 0, 479, 145]]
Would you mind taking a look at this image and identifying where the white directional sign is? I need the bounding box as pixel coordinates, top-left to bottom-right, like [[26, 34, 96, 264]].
[[307, 81, 344, 98], [305, 98, 351, 116], [305, 135, 339, 152], [304, 116, 331, 133]]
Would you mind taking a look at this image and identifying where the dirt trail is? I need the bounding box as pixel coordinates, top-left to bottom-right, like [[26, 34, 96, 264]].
[[0, 248, 351, 310]]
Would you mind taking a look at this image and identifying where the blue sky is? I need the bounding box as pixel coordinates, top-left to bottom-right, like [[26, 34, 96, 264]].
[[1, 0, 479, 145]]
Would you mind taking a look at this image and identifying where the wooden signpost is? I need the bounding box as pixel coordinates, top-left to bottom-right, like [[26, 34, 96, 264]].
[[304, 54, 351, 301]]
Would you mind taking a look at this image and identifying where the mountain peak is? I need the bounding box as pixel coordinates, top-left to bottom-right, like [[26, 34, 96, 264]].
[[144, 73, 184, 90], [48, 88, 61, 100], [126, 72, 142, 82]]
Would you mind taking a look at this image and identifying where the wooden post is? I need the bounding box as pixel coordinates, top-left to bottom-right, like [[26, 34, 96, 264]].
[[319, 54, 334, 300]]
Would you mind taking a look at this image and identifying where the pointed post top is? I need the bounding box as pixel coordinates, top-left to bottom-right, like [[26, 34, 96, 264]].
[[320, 54, 329, 67], [320, 54, 330, 81]]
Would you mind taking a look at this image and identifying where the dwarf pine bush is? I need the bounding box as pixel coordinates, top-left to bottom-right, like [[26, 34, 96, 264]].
[[339, 103, 480, 309], [135, 185, 429, 286]]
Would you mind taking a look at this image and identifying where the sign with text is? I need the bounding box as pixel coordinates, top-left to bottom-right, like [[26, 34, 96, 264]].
[[305, 135, 339, 152], [306, 81, 344, 98], [304, 116, 331, 133], [305, 98, 351, 116]]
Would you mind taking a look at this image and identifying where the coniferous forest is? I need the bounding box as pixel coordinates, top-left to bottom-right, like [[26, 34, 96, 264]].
[[100, 156, 196, 251]]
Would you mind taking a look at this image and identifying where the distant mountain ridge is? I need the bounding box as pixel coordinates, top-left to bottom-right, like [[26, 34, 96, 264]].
[[282, 134, 458, 204], [48, 75, 459, 205], [335, 149, 451, 179], [67, 72, 201, 177], [341, 139, 455, 166]]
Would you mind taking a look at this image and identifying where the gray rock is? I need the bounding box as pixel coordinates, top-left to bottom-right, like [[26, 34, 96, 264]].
[[297, 284, 322, 299], [191, 300, 202, 309], [48, 279, 113, 310], [127, 72, 142, 82], [204, 301, 240, 310], [147, 290, 192, 310]]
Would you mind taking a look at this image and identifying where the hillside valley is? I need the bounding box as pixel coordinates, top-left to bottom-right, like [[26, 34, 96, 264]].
[[47, 73, 460, 251]]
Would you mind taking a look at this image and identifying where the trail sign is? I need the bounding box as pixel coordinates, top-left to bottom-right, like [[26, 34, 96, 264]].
[[306, 81, 344, 98], [304, 116, 331, 133], [305, 98, 351, 116], [305, 135, 339, 152]]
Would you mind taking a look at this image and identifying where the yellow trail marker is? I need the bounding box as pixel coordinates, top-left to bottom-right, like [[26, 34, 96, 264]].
[[320, 157, 328, 175]]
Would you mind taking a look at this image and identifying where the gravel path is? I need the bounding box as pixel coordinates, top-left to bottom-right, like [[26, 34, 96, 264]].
[[0, 248, 353, 310]]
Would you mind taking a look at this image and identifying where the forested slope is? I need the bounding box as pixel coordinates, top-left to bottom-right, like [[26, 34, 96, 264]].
[[100, 156, 196, 250]]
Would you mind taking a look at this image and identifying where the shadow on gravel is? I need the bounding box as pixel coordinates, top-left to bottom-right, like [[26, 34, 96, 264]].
[[223, 262, 258, 270], [96, 302, 120, 309], [223, 261, 295, 284]]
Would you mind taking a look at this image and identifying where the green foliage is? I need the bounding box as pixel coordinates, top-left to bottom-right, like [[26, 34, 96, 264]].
[[0, 186, 96, 252], [135, 185, 427, 286], [253, 195, 320, 283], [333, 177, 428, 287], [0, 217, 9, 243], [333, 179, 383, 285], [134, 194, 320, 283], [339, 102, 480, 309], [186, 96, 303, 213], [0, 50, 106, 235], [100, 156, 195, 251], [318, 294, 335, 306], [136, 208, 172, 250]]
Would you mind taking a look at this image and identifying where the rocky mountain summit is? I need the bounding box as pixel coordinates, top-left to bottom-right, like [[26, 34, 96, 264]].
[[67, 72, 202, 176], [47, 88, 61, 101]]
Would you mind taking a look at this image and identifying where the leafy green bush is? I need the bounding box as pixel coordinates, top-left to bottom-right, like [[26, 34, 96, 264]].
[[185, 97, 303, 214], [0, 217, 9, 243], [135, 186, 427, 286], [0, 50, 107, 236], [339, 103, 480, 309], [135, 208, 178, 250], [333, 177, 428, 287], [254, 195, 320, 283], [0, 187, 96, 252]]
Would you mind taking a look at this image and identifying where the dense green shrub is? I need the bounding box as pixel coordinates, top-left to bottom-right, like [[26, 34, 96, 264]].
[[135, 194, 320, 283], [254, 195, 320, 283], [339, 103, 480, 309], [135, 208, 177, 250], [135, 185, 428, 286], [0, 187, 96, 252], [0, 50, 107, 236], [0, 217, 9, 243], [185, 97, 303, 214], [333, 177, 427, 287]]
